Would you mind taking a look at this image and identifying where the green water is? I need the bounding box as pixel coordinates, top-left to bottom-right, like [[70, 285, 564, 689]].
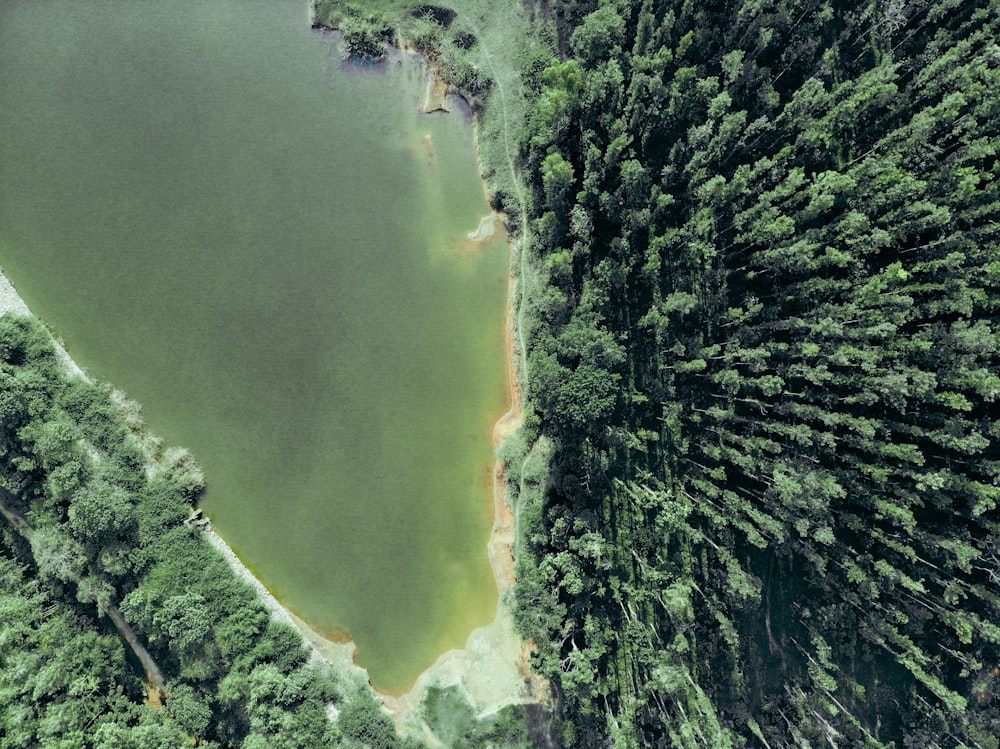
[[0, 0, 507, 692]]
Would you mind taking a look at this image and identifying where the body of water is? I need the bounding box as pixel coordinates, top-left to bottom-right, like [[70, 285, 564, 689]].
[[0, 0, 507, 692]]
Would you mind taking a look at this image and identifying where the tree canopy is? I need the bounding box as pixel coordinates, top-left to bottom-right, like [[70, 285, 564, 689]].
[[507, 0, 1000, 746]]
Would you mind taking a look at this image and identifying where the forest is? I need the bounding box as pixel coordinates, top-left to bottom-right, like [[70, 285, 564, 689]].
[[3, 0, 999, 746], [500, 0, 1000, 746]]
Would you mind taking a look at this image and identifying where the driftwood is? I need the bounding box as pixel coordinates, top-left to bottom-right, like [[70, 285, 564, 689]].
[[184, 507, 211, 529]]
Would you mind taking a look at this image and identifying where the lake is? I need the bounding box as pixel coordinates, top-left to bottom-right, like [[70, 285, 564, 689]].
[[0, 0, 507, 692]]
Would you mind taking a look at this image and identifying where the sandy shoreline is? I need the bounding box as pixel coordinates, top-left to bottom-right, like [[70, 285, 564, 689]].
[[2, 269, 369, 686], [202, 529, 370, 693], [0, 269, 30, 317]]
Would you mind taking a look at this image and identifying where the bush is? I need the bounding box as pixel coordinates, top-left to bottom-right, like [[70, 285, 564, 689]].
[[337, 693, 399, 749], [400, 15, 444, 56], [340, 13, 392, 60]]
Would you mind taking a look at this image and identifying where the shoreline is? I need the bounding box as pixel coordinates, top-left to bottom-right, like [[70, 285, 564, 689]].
[[380, 253, 546, 733], [0, 46, 546, 740], [2, 258, 541, 730], [1, 270, 87, 381], [369, 55, 546, 733]]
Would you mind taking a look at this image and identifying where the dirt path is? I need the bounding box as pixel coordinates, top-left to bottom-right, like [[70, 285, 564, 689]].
[[0, 492, 167, 700]]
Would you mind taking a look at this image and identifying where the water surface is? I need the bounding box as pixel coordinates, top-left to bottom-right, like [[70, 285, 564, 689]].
[[0, 0, 507, 692]]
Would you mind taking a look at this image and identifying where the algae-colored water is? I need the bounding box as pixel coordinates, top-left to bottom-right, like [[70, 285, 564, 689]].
[[0, 0, 507, 692]]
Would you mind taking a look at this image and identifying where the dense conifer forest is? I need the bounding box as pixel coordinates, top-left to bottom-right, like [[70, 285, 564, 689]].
[[503, 0, 1000, 746], [3, 0, 999, 746]]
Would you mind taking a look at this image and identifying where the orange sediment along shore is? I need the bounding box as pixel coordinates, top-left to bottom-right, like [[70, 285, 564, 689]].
[[379, 236, 548, 732], [490, 283, 523, 592]]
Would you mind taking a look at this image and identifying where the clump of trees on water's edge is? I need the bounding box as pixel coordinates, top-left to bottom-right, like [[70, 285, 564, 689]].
[[503, 0, 1000, 746], [312, 1, 493, 102], [335, 11, 395, 60]]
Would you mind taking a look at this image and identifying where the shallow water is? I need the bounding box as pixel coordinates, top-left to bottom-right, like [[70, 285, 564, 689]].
[[0, 0, 507, 692]]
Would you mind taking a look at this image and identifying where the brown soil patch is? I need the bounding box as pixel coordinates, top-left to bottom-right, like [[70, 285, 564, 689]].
[[144, 684, 165, 709], [420, 75, 451, 113], [489, 291, 523, 591]]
